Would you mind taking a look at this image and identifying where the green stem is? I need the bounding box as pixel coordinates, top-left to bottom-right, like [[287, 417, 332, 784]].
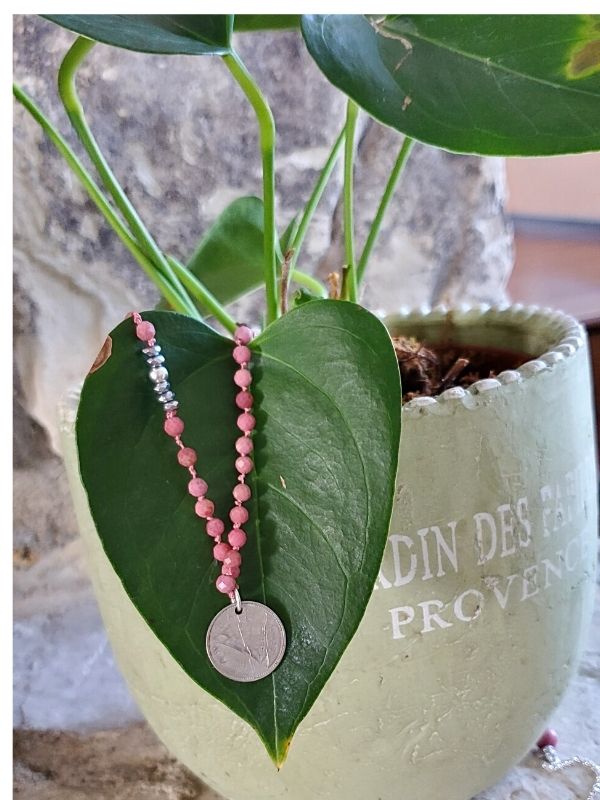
[[357, 136, 414, 284], [57, 37, 193, 312], [223, 51, 278, 324], [342, 100, 359, 302], [288, 126, 346, 273], [167, 257, 237, 334], [290, 269, 327, 298], [13, 83, 198, 318]]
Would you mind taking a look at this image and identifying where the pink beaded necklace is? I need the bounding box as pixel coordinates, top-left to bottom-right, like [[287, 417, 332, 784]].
[[132, 312, 286, 683]]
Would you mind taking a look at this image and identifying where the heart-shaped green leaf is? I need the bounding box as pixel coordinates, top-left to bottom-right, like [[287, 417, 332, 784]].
[[301, 14, 600, 155], [43, 15, 233, 55], [76, 300, 401, 763], [185, 196, 266, 306]]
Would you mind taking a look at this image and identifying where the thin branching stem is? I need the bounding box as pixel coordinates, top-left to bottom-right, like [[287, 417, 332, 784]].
[[167, 257, 237, 333], [357, 136, 414, 284], [280, 252, 291, 314], [288, 126, 346, 275], [342, 100, 359, 302], [223, 51, 278, 324], [290, 270, 328, 298]]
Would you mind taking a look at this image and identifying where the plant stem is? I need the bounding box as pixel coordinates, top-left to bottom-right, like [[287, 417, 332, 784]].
[[342, 100, 359, 302], [280, 252, 291, 315], [13, 83, 199, 318], [290, 270, 327, 298], [357, 136, 414, 284], [167, 257, 237, 333], [57, 37, 193, 312], [223, 51, 278, 325], [288, 126, 346, 273]]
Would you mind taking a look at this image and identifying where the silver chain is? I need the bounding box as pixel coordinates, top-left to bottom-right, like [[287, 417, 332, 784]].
[[540, 745, 600, 799]]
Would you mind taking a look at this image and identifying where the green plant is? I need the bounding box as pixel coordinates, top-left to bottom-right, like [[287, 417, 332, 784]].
[[14, 14, 600, 765]]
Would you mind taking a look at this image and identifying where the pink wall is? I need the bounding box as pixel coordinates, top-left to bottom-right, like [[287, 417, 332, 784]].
[[506, 153, 600, 221]]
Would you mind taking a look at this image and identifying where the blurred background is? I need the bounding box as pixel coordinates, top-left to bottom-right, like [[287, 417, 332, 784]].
[[507, 154, 600, 458], [13, 15, 599, 799]]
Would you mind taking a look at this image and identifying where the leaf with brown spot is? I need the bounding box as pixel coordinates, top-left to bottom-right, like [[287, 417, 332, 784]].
[[302, 14, 600, 155], [567, 16, 600, 79], [89, 336, 112, 374]]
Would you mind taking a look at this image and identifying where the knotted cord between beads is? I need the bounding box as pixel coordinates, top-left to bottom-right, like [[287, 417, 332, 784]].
[[132, 312, 256, 602]]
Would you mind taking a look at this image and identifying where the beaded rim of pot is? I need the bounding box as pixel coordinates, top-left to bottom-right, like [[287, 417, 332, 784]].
[[383, 303, 586, 419]]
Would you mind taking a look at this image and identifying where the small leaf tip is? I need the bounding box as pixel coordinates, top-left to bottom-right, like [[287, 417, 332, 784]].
[[274, 736, 293, 769]]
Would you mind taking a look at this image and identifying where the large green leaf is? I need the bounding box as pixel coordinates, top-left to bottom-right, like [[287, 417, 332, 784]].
[[43, 15, 233, 55], [76, 301, 401, 763], [186, 196, 265, 306], [301, 14, 600, 155]]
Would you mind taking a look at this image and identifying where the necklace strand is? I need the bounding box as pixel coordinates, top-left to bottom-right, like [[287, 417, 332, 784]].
[[132, 312, 255, 605], [537, 729, 600, 799]]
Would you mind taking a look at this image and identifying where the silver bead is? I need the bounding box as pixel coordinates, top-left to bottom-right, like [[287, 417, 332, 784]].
[[149, 366, 168, 383], [142, 345, 161, 356], [157, 391, 175, 403], [163, 400, 179, 411], [146, 354, 165, 367], [154, 381, 170, 393]]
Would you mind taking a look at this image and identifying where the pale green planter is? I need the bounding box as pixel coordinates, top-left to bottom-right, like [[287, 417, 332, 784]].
[[60, 304, 597, 800]]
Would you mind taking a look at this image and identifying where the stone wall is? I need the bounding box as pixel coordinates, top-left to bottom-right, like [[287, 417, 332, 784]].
[[13, 14, 519, 797]]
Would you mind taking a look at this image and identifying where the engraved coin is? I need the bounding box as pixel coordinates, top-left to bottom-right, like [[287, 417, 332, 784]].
[[206, 601, 286, 682]]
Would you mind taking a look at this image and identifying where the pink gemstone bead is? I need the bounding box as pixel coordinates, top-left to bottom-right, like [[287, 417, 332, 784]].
[[164, 416, 184, 437], [206, 518, 225, 538], [230, 505, 249, 525], [177, 447, 197, 467], [233, 483, 251, 503], [237, 413, 256, 432], [537, 729, 558, 749], [228, 528, 247, 549], [224, 549, 242, 568], [234, 368, 252, 388], [235, 391, 253, 410], [234, 325, 253, 345], [222, 563, 241, 578], [188, 477, 208, 497], [235, 456, 253, 475], [195, 498, 215, 518], [233, 345, 252, 365], [216, 574, 237, 594], [213, 542, 231, 562], [136, 320, 155, 341], [235, 436, 253, 455]]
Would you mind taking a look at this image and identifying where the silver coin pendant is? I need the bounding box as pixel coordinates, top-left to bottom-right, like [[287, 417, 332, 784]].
[[206, 601, 286, 682]]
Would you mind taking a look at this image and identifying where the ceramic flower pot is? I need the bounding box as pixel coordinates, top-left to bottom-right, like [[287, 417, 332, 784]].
[[60, 304, 597, 800]]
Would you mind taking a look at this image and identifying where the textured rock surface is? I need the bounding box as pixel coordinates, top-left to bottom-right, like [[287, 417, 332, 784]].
[[13, 724, 218, 799], [13, 540, 141, 732]]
